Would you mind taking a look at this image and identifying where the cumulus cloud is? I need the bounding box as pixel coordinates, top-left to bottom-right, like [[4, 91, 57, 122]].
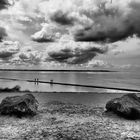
[[31, 30, 54, 43], [45, 40, 108, 64], [18, 52, 41, 65], [4, 0, 140, 44], [86, 59, 135, 69], [9, 0, 140, 44], [7, 0, 42, 18], [0, 41, 20, 60], [31, 23, 61, 42], [14, 47, 43, 65], [87, 60, 108, 68], [0, 0, 45, 43], [36, 0, 140, 43], [1, 0, 140, 67], [112, 50, 124, 56]]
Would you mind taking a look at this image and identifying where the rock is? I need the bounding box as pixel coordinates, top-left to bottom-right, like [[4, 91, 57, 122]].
[[106, 93, 140, 119], [124, 137, 140, 140], [0, 94, 39, 117]]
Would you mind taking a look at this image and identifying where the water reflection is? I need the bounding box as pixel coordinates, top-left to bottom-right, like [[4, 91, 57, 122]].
[[0, 71, 139, 92]]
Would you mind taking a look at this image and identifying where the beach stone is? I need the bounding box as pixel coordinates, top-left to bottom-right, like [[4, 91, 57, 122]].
[[106, 93, 140, 119], [0, 94, 39, 117]]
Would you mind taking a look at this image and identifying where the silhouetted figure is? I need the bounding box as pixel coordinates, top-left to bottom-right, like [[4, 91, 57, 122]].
[[50, 79, 53, 86], [37, 78, 39, 85], [34, 78, 39, 85], [34, 78, 37, 85]]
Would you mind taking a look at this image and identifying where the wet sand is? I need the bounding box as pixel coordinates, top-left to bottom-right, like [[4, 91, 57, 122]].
[[0, 92, 139, 140], [0, 91, 133, 106]]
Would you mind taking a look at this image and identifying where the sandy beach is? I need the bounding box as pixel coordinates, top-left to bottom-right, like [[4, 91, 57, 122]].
[[0, 92, 139, 140]]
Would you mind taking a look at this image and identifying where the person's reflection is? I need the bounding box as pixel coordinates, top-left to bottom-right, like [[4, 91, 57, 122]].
[[37, 78, 39, 85], [34, 78, 39, 85], [50, 79, 53, 87]]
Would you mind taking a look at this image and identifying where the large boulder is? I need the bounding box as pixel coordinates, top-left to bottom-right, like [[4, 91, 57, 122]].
[[106, 94, 140, 119], [0, 94, 39, 117]]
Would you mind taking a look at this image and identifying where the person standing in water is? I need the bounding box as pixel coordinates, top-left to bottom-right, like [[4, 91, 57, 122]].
[[37, 78, 39, 85], [50, 79, 53, 85]]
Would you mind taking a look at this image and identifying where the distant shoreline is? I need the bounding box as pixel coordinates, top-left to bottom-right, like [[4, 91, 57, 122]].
[[0, 91, 132, 94], [0, 69, 116, 73]]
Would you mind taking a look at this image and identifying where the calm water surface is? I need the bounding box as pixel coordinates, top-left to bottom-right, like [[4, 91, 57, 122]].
[[0, 70, 139, 92]]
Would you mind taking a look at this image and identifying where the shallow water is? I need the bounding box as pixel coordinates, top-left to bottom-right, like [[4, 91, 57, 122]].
[[0, 70, 139, 92], [0, 92, 128, 107]]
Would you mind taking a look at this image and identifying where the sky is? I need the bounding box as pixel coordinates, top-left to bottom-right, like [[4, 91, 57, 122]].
[[0, 0, 140, 70]]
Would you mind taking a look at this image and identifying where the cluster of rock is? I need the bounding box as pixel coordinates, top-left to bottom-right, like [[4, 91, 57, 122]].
[[0, 94, 38, 117], [0, 93, 140, 139], [0, 93, 140, 120]]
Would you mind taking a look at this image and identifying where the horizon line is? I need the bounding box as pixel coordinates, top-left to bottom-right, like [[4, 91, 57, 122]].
[[0, 69, 116, 72]]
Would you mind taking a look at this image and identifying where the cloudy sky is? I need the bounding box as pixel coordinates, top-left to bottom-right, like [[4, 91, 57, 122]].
[[0, 0, 140, 69]]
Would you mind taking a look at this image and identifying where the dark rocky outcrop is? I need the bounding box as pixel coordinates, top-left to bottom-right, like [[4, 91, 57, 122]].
[[0, 94, 39, 117], [0, 85, 21, 92], [106, 93, 140, 119]]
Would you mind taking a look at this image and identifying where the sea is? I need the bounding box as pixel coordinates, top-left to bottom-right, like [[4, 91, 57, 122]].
[[0, 70, 139, 93]]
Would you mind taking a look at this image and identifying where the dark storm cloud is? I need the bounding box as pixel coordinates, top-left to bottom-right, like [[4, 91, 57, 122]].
[[0, 0, 10, 10], [73, 0, 140, 43], [50, 10, 75, 25], [48, 45, 108, 64], [32, 37, 54, 43], [32, 0, 140, 44], [74, 25, 135, 43], [0, 27, 7, 41], [0, 51, 15, 60]]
